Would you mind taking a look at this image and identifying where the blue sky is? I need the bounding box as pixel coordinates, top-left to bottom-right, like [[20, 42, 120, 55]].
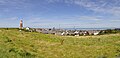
[[0, 0, 120, 28]]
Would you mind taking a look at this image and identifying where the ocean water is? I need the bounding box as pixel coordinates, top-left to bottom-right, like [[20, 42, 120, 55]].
[[64, 28, 114, 30]]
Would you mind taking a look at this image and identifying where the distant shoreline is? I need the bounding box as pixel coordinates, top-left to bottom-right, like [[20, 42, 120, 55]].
[[63, 28, 114, 30], [0, 27, 118, 30]]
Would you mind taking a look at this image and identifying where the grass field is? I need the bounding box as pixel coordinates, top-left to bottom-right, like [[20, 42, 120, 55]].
[[0, 28, 120, 58]]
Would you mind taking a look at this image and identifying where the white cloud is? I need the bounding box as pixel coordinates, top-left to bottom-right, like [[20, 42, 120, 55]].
[[78, 16, 102, 21], [0, 0, 32, 11], [46, 0, 60, 3], [110, 19, 120, 22], [46, 0, 120, 16], [25, 18, 55, 23], [0, 17, 19, 27], [60, 15, 103, 21], [0, 17, 18, 20]]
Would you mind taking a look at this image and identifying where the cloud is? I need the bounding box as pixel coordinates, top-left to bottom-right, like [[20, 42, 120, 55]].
[[25, 18, 55, 23], [110, 19, 120, 22], [78, 16, 102, 21], [0, 17, 19, 27], [24, 15, 104, 27], [46, 0, 120, 16], [61, 15, 103, 21], [46, 0, 60, 3], [0, 17, 18, 20], [0, 0, 32, 12]]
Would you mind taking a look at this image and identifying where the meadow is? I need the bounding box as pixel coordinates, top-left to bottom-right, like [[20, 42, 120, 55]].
[[0, 28, 120, 58]]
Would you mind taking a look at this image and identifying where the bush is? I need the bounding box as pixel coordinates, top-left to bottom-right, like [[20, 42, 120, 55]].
[[9, 48, 36, 58], [97, 55, 107, 58], [4, 36, 12, 43], [115, 49, 120, 57]]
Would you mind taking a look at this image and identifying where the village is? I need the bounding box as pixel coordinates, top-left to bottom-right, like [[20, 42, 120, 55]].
[[19, 20, 120, 36], [35, 28, 101, 36], [35, 28, 120, 36]]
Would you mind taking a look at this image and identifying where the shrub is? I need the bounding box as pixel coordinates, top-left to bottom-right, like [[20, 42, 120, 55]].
[[4, 36, 12, 43], [97, 55, 107, 58]]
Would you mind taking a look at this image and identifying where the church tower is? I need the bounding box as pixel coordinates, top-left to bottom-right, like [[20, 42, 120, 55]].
[[19, 20, 23, 29]]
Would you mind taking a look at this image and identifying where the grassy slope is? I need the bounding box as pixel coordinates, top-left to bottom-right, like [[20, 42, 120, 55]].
[[0, 28, 120, 58]]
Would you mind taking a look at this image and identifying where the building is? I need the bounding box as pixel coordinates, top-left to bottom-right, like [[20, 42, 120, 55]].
[[87, 30, 101, 35], [26, 27, 30, 30], [35, 28, 102, 36], [19, 20, 23, 29]]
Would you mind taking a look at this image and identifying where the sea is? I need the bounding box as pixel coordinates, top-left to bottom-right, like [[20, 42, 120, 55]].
[[63, 28, 115, 30]]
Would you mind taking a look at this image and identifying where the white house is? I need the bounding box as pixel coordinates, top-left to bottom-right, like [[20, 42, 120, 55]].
[[26, 27, 30, 30], [74, 31, 79, 36], [61, 32, 65, 35], [94, 32, 100, 35]]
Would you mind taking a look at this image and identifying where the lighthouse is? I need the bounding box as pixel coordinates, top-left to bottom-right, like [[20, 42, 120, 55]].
[[19, 20, 23, 29]]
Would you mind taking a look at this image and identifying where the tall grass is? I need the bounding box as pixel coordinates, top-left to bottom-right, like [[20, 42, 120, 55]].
[[0, 28, 120, 58]]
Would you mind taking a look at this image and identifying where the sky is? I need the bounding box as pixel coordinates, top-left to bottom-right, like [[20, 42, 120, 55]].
[[0, 0, 120, 28]]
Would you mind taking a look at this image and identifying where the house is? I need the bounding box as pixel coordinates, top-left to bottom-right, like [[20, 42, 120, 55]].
[[87, 30, 101, 35], [94, 32, 100, 35], [84, 31, 89, 36], [36, 28, 44, 33], [26, 27, 30, 30], [35, 28, 102, 36], [61, 32, 65, 36], [74, 31, 79, 36], [79, 31, 85, 36]]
